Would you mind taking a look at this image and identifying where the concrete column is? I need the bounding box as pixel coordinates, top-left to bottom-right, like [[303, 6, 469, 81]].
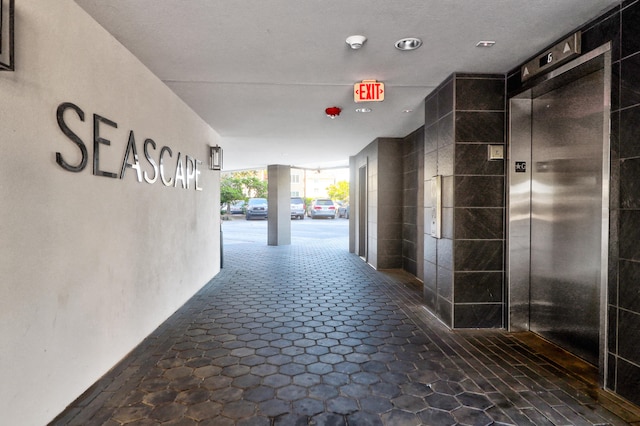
[[267, 165, 291, 246]]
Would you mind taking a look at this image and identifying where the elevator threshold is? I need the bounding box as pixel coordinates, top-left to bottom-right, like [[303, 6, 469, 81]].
[[512, 332, 640, 423]]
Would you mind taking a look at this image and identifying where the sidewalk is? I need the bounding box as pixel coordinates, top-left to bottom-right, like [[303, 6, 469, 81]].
[[52, 231, 640, 425]]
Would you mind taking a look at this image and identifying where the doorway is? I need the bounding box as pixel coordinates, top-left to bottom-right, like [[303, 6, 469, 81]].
[[508, 44, 610, 366]]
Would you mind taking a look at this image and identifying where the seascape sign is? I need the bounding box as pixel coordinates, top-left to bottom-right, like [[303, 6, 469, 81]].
[[55, 102, 203, 190]]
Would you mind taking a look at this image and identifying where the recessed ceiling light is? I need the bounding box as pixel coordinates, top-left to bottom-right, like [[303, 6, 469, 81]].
[[402, 109, 413, 113], [355, 107, 372, 113], [476, 40, 496, 48], [395, 37, 422, 51]]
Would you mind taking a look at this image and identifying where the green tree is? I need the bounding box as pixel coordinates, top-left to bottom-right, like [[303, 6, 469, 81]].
[[220, 170, 268, 207], [220, 177, 244, 206], [326, 180, 349, 201]]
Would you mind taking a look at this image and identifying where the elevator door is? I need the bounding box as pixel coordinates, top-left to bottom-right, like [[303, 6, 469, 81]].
[[528, 68, 605, 365]]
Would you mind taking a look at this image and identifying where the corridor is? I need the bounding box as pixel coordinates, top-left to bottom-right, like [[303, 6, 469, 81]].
[[52, 222, 640, 425]]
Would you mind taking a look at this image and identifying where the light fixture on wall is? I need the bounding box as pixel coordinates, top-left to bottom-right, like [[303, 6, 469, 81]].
[[0, 0, 15, 71], [209, 145, 223, 170]]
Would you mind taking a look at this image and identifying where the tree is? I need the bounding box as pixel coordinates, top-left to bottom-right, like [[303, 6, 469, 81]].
[[220, 171, 268, 207], [326, 180, 349, 201], [220, 177, 244, 206]]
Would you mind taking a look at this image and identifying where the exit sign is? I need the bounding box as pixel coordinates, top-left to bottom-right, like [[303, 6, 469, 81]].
[[354, 80, 384, 102]]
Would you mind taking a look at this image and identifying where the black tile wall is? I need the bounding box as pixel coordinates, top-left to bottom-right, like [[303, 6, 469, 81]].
[[618, 358, 640, 406], [423, 74, 506, 330], [454, 208, 503, 240], [455, 112, 505, 142], [455, 144, 505, 175], [402, 127, 423, 277], [454, 176, 504, 208], [456, 78, 505, 111], [622, 1, 640, 58], [507, 0, 640, 407], [454, 272, 503, 303], [619, 105, 640, 158], [620, 52, 640, 108], [454, 240, 503, 272], [618, 309, 640, 366], [619, 260, 640, 312], [453, 304, 502, 329], [423, 78, 455, 327]]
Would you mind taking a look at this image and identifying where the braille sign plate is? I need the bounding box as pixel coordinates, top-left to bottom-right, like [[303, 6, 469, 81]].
[[515, 162, 527, 173], [354, 80, 384, 103], [521, 32, 581, 82]]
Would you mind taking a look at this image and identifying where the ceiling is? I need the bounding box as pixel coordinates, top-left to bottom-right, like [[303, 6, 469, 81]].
[[74, 0, 619, 171]]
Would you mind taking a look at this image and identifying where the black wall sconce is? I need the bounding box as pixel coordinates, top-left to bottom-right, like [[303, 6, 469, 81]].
[[0, 0, 15, 71], [210, 145, 223, 171]]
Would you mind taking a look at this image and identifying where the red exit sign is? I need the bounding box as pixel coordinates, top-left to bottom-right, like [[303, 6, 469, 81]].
[[354, 80, 384, 103]]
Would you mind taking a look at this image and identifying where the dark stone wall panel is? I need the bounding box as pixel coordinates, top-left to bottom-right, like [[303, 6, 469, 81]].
[[620, 210, 640, 261], [426, 94, 438, 127], [437, 266, 453, 301], [622, 2, 640, 59], [608, 306, 618, 356], [621, 158, 640, 208], [438, 113, 454, 148], [438, 79, 454, 118], [582, 7, 620, 62], [455, 240, 503, 272], [454, 272, 503, 303], [456, 78, 505, 111], [437, 297, 453, 328], [619, 260, 640, 313], [455, 112, 505, 142], [620, 106, 640, 159], [617, 358, 640, 406], [455, 143, 505, 176], [620, 52, 640, 108], [455, 176, 504, 207], [618, 310, 640, 365], [455, 208, 504, 240], [454, 304, 502, 328]]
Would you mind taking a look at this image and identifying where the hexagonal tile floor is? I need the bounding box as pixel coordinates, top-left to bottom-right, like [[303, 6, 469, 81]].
[[52, 236, 640, 425]]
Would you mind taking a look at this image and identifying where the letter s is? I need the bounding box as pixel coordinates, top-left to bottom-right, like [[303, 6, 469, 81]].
[[56, 102, 88, 172]]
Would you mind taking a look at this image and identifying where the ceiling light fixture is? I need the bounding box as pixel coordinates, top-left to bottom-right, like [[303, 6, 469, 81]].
[[476, 40, 496, 48], [355, 107, 372, 113], [394, 37, 422, 51], [402, 109, 413, 113], [346, 35, 367, 50]]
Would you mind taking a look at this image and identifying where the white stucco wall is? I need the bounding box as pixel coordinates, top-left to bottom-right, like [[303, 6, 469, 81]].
[[0, 1, 221, 424]]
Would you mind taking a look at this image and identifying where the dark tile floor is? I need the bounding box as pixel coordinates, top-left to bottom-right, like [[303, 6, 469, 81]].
[[52, 231, 640, 425]]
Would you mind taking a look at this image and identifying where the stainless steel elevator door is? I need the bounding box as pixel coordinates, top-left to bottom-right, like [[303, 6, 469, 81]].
[[529, 69, 604, 365]]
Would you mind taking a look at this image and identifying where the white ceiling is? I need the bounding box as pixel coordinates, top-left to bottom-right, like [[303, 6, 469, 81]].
[[74, 0, 619, 171]]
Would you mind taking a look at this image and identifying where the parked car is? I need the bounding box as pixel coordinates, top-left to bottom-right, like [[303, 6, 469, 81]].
[[245, 198, 268, 220], [338, 202, 349, 219], [307, 199, 336, 219], [290, 197, 305, 220], [229, 200, 245, 214]]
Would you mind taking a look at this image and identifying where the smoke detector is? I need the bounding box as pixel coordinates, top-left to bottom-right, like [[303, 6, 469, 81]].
[[346, 35, 367, 50]]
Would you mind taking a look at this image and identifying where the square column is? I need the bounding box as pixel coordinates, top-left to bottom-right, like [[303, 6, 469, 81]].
[[268, 165, 291, 246]]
